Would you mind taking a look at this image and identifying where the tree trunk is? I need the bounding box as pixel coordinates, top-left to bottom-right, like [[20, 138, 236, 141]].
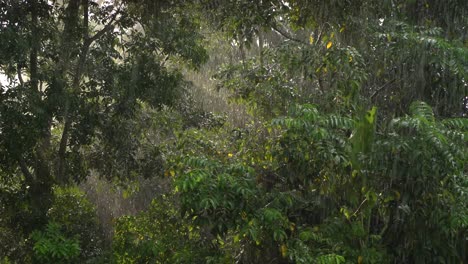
[[56, 0, 81, 184], [26, 0, 53, 230]]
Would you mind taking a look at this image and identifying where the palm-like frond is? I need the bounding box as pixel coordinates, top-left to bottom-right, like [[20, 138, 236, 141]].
[[391, 102, 466, 168], [409, 101, 435, 123], [442, 118, 468, 130]]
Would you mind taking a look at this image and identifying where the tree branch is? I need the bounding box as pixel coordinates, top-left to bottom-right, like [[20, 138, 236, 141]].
[[57, 3, 122, 183], [29, 0, 39, 91], [19, 157, 34, 182], [17, 65, 24, 86], [83, 0, 89, 39], [55, 0, 81, 184], [84, 3, 122, 47], [76, 3, 122, 85], [370, 79, 397, 99], [352, 198, 368, 216], [270, 23, 307, 45]]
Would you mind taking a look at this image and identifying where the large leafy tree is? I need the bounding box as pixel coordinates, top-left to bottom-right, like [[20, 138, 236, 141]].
[[0, 0, 206, 227]]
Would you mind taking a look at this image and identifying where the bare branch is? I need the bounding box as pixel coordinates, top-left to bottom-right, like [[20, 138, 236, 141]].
[[352, 198, 368, 216], [370, 79, 398, 99], [270, 23, 307, 45]]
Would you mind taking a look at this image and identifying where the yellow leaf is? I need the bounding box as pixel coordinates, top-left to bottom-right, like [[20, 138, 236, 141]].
[[309, 35, 314, 44], [218, 236, 225, 246], [290, 223, 296, 231], [228, 153, 233, 158], [377, 68, 382, 76], [341, 207, 351, 219], [349, 56, 353, 62], [330, 32, 335, 38], [241, 211, 247, 220], [280, 244, 288, 257], [340, 26, 345, 33], [358, 256, 363, 264], [170, 170, 175, 177], [326, 41, 333, 49]]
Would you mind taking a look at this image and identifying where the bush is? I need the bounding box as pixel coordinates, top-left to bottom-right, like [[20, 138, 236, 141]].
[[113, 195, 212, 263], [47, 186, 104, 261], [31, 222, 80, 263]]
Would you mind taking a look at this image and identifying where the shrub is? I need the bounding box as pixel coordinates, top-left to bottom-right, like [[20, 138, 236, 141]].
[[47, 186, 104, 261], [30, 222, 80, 263], [113, 195, 211, 263]]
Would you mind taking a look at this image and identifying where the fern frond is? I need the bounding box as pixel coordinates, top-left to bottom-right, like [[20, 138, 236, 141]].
[[409, 101, 435, 123], [272, 117, 292, 127], [390, 116, 422, 131], [321, 115, 355, 129], [442, 118, 468, 130], [185, 157, 218, 169], [441, 130, 466, 143], [291, 104, 320, 120], [315, 254, 345, 264]]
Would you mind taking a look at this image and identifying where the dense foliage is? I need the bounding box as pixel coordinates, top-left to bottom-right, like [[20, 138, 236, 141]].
[[0, 0, 467, 263]]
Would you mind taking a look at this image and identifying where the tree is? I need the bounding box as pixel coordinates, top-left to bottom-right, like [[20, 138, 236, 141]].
[[0, 0, 206, 228]]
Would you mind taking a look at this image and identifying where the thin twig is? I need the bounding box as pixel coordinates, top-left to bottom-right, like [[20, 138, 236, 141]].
[[353, 198, 368, 216], [370, 79, 397, 99]]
